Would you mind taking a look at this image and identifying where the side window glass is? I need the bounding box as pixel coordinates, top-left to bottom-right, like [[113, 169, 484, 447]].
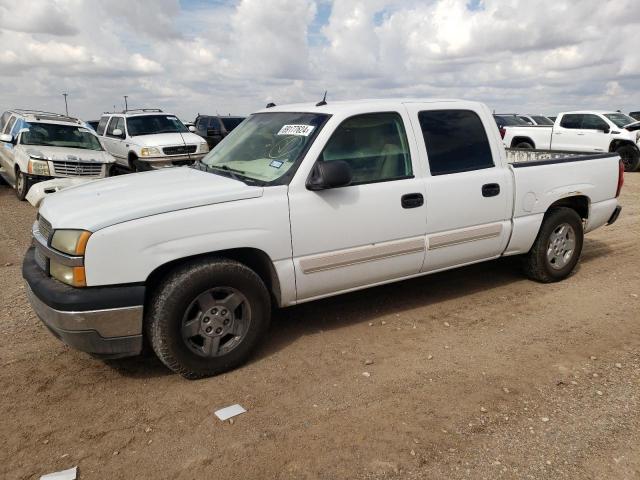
[[581, 114, 608, 130], [115, 117, 126, 135], [418, 110, 494, 176], [96, 117, 109, 135], [5, 116, 16, 135], [0, 112, 10, 132], [320, 112, 413, 184], [560, 114, 582, 129], [10, 119, 24, 138], [106, 117, 121, 137], [208, 117, 221, 130]]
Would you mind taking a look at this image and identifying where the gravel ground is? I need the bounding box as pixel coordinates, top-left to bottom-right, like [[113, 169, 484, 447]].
[[0, 174, 638, 480]]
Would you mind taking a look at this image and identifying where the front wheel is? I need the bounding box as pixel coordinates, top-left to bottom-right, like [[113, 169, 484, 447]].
[[616, 145, 640, 172], [522, 207, 584, 283], [15, 169, 31, 200], [146, 258, 271, 379]]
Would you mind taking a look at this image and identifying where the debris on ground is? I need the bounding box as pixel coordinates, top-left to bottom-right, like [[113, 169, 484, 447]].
[[214, 404, 247, 421], [40, 466, 77, 480]]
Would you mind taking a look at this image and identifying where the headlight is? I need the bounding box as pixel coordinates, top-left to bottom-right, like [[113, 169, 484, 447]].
[[50, 260, 86, 287], [28, 158, 50, 176], [199, 142, 209, 153], [140, 147, 161, 157], [51, 229, 91, 255]]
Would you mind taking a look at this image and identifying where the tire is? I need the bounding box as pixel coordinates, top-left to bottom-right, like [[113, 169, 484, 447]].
[[15, 169, 31, 200], [128, 155, 147, 172], [616, 145, 640, 172], [522, 207, 584, 283], [146, 258, 271, 379], [515, 141, 534, 149]]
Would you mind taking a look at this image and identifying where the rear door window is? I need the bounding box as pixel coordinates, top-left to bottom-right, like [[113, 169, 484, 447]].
[[319, 112, 413, 185], [418, 110, 494, 176], [560, 114, 583, 129]]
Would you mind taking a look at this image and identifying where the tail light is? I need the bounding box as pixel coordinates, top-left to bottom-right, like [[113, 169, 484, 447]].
[[616, 159, 624, 197], [499, 127, 506, 139]]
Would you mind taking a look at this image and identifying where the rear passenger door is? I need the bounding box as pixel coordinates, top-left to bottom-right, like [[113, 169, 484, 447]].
[[405, 103, 512, 272], [552, 114, 583, 151]]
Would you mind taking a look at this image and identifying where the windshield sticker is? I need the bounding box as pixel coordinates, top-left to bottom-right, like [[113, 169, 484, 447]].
[[269, 160, 284, 169], [277, 124, 315, 136]]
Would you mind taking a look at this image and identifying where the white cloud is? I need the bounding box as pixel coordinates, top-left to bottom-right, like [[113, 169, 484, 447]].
[[0, 0, 638, 121]]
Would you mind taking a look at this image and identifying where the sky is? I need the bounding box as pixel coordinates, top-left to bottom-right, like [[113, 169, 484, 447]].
[[0, 0, 638, 121]]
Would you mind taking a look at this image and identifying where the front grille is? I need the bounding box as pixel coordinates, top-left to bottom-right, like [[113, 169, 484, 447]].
[[163, 145, 197, 155], [51, 161, 103, 177], [35, 247, 49, 273], [38, 216, 52, 241]]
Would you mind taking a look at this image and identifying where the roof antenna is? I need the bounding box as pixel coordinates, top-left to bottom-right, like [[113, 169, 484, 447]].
[[316, 91, 327, 107], [266, 102, 276, 108]]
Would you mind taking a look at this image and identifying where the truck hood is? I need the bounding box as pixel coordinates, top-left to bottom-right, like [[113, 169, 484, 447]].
[[38, 168, 263, 231], [26, 146, 115, 164], [132, 132, 204, 147]]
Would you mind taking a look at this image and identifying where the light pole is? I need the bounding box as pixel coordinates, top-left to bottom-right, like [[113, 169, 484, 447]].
[[124, 95, 128, 112], [62, 93, 69, 116]]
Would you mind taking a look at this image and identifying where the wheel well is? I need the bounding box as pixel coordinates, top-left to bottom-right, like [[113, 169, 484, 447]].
[[609, 139, 639, 153], [548, 195, 589, 220], [128, 151, 137, 169], [511, 136, 535, 148], [145, 248, 282, 307]]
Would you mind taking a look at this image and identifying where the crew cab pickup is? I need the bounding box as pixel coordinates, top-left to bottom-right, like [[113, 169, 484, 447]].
[[501, 110, 640, 171], [23, 99, 624, 379]]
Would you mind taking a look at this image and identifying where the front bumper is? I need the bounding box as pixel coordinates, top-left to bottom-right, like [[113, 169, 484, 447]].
[[23, 247, 145, 358], [141, 152, 207, 169]]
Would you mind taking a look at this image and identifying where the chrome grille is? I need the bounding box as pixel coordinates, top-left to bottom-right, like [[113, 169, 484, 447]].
[[35, 247, 49, 272], [38, 216, 52, 241], [52, 161, 103, 176], [163, 145, 197, 155]]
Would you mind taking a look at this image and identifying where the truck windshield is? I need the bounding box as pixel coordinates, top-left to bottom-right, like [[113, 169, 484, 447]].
[[604, 113, 637, 128], [199, 112, 329, 184], [127, 115, 188, 136], [21, 123, 104, 151]]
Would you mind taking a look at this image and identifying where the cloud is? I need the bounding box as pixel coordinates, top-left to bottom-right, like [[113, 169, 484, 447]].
[[0, 0, 638, 121]]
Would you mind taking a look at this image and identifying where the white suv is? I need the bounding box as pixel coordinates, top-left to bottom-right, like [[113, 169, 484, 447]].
[[0, 109, 116, 200], [95, 109, 208, 171]]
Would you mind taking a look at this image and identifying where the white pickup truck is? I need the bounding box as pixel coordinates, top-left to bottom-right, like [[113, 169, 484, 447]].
[[501, 110, 640, 171], [23, 99, 623, 379]]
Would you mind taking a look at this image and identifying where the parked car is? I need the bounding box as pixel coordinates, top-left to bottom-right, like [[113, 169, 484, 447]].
[[493, 114, 530, 128], [0, 109, 116, 200], [630, 112, 640, 121], [194, 114, 245, 149], [95, 109, 208, 171], [501, 111, 640, 171], [23, 98, 623, 378], [85, 120, 100, 131], [516, 114, 555, 126], [548, 116, 557, 122]]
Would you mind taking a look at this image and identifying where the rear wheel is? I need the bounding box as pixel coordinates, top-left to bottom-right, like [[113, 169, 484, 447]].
[[616, 145, 640, 172], [522, 207, 584, 283], [15, 169, 31, 200], [515, 141, 534, 149], [146, 258, 271, 379]]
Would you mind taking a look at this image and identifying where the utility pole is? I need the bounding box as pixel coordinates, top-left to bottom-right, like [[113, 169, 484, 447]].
[[124, 95, 128, 112], [62, 93, 69, 116]]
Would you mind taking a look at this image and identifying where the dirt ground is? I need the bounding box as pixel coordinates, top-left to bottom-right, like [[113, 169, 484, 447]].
[[1, 174, 639, 480]]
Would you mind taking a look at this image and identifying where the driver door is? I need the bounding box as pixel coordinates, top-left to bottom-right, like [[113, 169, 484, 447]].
[[288, 111, 427, 301]]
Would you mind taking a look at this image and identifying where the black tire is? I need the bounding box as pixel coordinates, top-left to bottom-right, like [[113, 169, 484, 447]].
[[515, 141, 534, 149], [146, 258, 271, 379], [522, 207, 584, 283], [15, 169, 30, 200], [616, 145, 640, 172], [128, 155, 148, 172]]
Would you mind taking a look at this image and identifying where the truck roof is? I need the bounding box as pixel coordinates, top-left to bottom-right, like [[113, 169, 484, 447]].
[[8, 109, 84, 126], [561, 110, 619, 115], [257, 98, 468, 115]]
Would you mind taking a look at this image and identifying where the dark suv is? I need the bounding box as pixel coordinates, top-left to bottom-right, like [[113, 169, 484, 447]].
[[630, 112, 640, 121], [194, 115, 245, 148]]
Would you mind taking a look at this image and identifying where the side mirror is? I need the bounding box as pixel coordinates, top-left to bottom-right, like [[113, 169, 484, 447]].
[[0, 133, 13, 143], [307, 161, 352, 190], [188, 125, 196, 132], [601, 126, 610, 134], [112, 128, 124, 138]]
